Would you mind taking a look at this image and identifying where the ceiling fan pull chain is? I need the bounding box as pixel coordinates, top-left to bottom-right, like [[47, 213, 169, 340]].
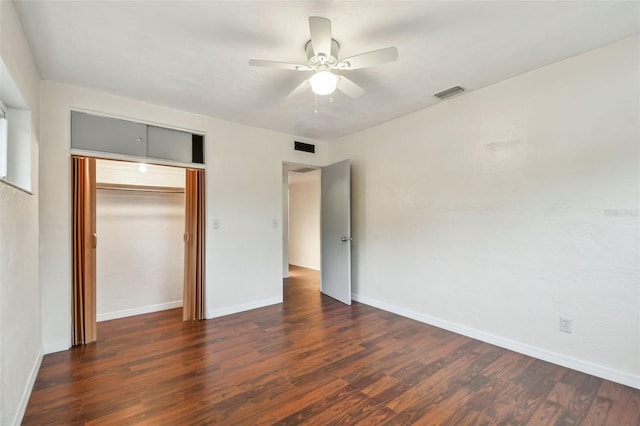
[[314, 93, 318, 114]]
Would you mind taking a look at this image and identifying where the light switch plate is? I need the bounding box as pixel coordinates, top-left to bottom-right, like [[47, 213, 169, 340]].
[[212, 219, 220, 229]]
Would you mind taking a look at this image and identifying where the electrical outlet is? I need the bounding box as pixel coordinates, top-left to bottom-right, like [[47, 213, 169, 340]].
[[559, 316, 573, 333]]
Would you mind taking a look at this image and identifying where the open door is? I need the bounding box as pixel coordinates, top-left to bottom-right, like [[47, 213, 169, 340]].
[[321, 159, 351, 305]]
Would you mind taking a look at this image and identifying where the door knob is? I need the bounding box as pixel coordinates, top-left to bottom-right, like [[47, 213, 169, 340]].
[[341, 236, 352, 242]]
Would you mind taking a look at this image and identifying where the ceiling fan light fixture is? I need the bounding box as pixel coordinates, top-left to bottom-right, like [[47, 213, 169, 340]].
[[310, 71, 338, 95], [248, 17, 398, 100]]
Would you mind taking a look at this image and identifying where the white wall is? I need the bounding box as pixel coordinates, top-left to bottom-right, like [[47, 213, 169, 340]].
[[0, 1, 42, 424], [97, 159, 185, 188], [288, 169, 320, 270], [39, 81, 328, 353], [96, 160, 185, 321], [329, 37, 640, 388]]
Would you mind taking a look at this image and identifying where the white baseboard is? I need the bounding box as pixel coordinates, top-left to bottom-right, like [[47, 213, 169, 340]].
[[97, 300, 183, 322], [14, 348, 43, 426], [207, 296, 282, 319], [352, 294, 640, 390]]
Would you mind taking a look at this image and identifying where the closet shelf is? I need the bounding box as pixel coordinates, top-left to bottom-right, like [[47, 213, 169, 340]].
[[96, 183, 185, 193]]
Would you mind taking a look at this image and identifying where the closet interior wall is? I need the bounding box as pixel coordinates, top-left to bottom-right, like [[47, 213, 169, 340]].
[[95, 159, 186, 321]]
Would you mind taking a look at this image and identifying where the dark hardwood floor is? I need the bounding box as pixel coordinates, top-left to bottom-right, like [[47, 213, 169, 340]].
[[24, 266, 640, 425]]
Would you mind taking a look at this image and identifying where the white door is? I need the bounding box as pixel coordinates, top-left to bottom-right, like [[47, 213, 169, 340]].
[[321, 159, 351, 305]]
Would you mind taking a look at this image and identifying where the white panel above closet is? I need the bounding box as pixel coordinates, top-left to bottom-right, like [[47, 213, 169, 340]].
[[71, 111, 147, 156], [147, 125, 192, 163], [71, 111, 204, 165]]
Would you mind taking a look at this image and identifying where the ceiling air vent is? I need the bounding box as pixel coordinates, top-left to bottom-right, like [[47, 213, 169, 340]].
[[292, 167, 316, 173], [434, 85, 465, 100]]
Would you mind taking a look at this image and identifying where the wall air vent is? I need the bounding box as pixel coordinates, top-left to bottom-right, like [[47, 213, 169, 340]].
[[292, 167, 316, 173], [434, 86, 465, 100], [294, 141, 315, 153]]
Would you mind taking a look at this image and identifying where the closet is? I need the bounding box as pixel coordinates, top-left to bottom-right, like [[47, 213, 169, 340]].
[[95, 159, 185, 321], [70, 111, 206, 345]]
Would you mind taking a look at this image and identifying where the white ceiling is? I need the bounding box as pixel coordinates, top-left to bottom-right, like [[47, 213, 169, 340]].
[[15, 1, 639, 141]]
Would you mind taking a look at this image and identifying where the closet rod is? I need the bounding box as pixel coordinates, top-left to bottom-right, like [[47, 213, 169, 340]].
[[96, 183, 185, 194]]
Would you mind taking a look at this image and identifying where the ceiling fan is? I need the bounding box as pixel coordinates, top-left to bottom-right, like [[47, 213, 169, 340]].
[[248, 17, 398, 99]]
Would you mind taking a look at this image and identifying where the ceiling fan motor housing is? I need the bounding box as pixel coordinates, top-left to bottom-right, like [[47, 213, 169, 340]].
[[306, 39, 340, 68]]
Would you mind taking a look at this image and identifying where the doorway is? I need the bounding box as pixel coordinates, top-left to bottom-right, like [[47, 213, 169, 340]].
[[282, 160, 353, 305], [285, 164, 321, 284], [71, 156, 206, 345], [282, 159, 353, 305], [283, 162, 321, 306]]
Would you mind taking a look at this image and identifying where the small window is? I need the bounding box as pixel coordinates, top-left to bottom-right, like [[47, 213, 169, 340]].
[[0, 57, 32, 193]]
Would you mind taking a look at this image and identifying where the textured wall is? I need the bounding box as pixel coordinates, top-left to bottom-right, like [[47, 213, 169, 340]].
[[0, 1, 42, 424], [330, 37, 639, 386], [38, 81, 328, 352]]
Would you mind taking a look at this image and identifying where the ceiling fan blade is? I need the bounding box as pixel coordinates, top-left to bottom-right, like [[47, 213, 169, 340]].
[[337, 76, 365, 99], [309, 16, 332, 57], [248, 59, 312, 71], [338, 47, 398, 70], [287, 80, 311, 99]]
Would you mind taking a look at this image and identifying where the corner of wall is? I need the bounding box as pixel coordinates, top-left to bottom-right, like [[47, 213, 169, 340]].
[[11, 349, 43, 425]]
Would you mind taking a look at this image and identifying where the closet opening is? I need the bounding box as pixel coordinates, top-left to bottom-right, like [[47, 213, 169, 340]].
[[72, 155, 206, 346], [95, 159, 186, 322]]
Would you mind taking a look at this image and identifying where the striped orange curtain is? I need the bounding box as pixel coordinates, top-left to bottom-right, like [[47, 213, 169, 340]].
[[71, 156, 97, 345], [183, 168, 206, 321]]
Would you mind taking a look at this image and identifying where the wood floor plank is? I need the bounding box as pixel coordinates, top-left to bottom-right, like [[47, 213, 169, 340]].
[[582, 396, 614, 426], [442, 376, 511, 425], [474, 380, 526, 424], [22, 266, 640, 425], [526, 400, 564, 425], [605, 386, 640, 426]]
